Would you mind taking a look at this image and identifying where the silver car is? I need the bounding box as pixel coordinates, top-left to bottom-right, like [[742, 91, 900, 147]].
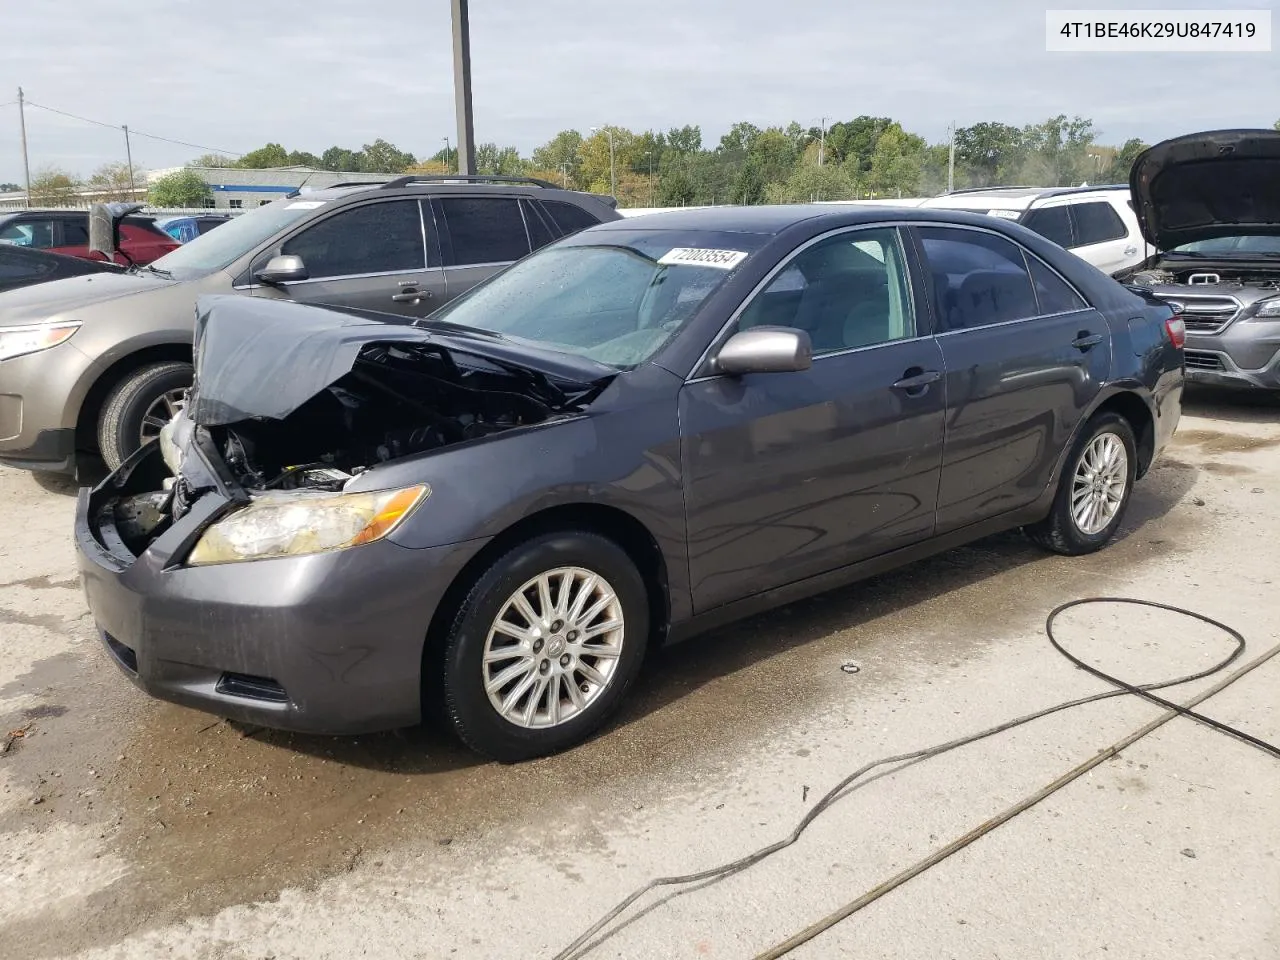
[[0, 177, 618, 475]]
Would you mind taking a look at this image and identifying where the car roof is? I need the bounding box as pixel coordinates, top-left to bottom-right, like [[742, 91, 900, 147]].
[[296, 177, 613, 206], [586, 203, 1020, 236]]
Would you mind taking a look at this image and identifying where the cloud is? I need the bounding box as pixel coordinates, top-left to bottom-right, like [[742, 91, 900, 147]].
[[1, 0, 1275, 181]]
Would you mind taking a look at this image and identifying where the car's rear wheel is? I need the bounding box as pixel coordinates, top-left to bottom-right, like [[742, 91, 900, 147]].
[[1026, 411, 1137, 556], [439, 531, 649, 762], [97, 361, 193, 469]]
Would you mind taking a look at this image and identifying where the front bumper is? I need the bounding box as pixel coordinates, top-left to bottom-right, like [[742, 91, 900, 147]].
[[0, 342, 91, 473], [75, 446, 486, 735], [1184, 319, 1280, 391]]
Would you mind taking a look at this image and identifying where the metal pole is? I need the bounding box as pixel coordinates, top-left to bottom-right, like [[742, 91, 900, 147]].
[[450, 0, 476, 175], [947, 122, 956, 193], [649, 150, 654, 206], [442, 136, 451, 172], [17, 87, 31, 208], [819, 117, 827, 167], [608, 129, 616, 198], [122, 125, 136, 199]]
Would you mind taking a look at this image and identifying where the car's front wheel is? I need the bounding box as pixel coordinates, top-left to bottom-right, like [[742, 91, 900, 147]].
[[97, 361, 193, 469], [439, 531, 650, 762], [1026, 411, 1137, 556]]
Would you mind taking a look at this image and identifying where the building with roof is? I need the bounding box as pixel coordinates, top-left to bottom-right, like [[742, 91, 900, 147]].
[[144, 166, 402, 209]]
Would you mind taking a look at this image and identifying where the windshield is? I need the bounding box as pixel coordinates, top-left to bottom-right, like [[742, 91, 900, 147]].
[[1170, 235, 1280, 256], [148, 199, 329, 276], [427, 230, 763, 368]]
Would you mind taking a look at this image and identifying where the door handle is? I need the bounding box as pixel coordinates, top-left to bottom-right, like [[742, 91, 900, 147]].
[[1072, 332, 1104, 351], [891, 369, 941, 395], [391, 289, 431, 303]]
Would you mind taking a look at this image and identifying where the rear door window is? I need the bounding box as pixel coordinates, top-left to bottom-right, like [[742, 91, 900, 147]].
[[281, 200, 427, 278], [60, 217, 91, 246], [439, 197, 531, 265], [521, 200, 557, 251], [1021, 206, 1073, 248], [917, 227, 1040, 330], [1072, 201, 1128, 245], [1026, 256, 1088, 314], [541, 200, 603, 237]]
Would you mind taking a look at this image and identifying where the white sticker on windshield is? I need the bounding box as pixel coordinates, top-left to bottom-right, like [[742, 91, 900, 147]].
[[284, 200, 327, 209], [658, 247, 748, 270]]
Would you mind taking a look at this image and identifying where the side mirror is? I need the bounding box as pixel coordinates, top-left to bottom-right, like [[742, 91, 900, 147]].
[[715, 326, 812, 376], [254, 254, 308, 285]]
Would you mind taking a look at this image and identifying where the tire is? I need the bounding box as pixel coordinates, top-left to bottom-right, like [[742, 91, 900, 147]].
[[97, 361, 193, 469], [439, 531, 650, 762], [1026, 411, 1137, 556]]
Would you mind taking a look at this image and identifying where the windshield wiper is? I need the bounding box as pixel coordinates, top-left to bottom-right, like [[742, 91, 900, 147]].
[[141, 263, 174, 279]]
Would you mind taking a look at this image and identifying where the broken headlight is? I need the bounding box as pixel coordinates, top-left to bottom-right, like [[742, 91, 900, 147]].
[[186, 484, 429, 566]]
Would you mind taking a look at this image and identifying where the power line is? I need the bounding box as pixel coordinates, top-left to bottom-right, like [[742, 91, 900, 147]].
[[23, 99, 243, 157]]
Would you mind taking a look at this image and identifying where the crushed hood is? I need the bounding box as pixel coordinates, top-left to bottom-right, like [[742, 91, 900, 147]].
[[188, 295, 617, 426], [1130, 129, 1280, 250]]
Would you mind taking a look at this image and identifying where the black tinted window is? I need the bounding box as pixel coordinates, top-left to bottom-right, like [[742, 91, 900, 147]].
[[1021, 207, 1072, 247], [61, 218, 90, 245], [282, 200, 425, 278], [440, 197, 530, 265], [1073, 202, 1127, 245], [918, 227, 1039, 330], [739, 228, 916, 355], [522, 200, 557, 251], [1026, 257, 1088, 314], [542, 200, 602, 236], [0, 249, 52, 282]]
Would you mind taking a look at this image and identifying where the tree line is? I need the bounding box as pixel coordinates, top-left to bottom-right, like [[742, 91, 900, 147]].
[[16, 117, 1280, 208]]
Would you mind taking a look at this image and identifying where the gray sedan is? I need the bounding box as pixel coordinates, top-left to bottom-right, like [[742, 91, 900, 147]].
[[76, 205, 1184, 761]]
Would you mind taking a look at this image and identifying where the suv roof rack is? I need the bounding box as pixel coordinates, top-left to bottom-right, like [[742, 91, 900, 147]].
[[326, 179, 407, 190], [944, 185, 1043, 195], [377, 174, 562, 190]]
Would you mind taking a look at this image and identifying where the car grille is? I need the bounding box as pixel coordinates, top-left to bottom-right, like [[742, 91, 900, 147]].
[[1184, 350, 1225, 371], [1161, 296, 1239, 334]]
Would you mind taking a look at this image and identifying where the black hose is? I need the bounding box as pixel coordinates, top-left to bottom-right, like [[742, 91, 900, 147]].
[[551, 598, 1279, 960]]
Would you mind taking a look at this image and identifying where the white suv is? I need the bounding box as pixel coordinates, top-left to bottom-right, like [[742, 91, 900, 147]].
[[918, 185, 1145, 273]]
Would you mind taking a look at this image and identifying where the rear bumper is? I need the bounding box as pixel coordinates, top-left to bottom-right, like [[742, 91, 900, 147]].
[[75, 445, 487, 735]]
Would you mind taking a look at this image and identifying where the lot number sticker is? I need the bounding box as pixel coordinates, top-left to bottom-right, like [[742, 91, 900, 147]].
[[658, 247, 748, 270]]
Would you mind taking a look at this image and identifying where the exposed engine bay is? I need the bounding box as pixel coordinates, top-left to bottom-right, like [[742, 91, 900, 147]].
[[212, 341, 604, 494], [1119, 257, 1280, 322]]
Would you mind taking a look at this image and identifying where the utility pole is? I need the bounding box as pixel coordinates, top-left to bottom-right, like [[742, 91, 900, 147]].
[[122, 125, 136, 199], [648, 148, 655, 206], [442, 136, 451, 172], [819, 116, 828, 167], [17, 87, 31, 208], [450, 0, 476, 175], [947, 122, 956, 193], [560, 162, 568, 188]]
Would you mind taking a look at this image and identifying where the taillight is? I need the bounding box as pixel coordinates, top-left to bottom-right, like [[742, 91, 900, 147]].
[[1164, 315, 1186, 349]]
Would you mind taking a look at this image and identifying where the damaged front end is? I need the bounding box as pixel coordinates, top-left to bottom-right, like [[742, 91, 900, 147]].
[[87, 295, 616, 564]]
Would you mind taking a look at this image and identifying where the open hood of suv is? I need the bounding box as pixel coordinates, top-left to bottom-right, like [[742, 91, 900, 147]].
[[1130, 129, 1280, 250]]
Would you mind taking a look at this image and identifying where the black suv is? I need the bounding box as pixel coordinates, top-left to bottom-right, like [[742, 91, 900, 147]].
[[0, 176, 621, 475]]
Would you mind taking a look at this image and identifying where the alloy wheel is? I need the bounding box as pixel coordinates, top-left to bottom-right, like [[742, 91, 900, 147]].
[[482, 567, 625, 729], [1070, 432, 1129, 536], [139, 388, 187, 446]]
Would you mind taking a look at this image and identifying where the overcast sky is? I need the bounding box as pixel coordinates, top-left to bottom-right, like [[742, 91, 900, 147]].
[[1, 0, 1276, 182]]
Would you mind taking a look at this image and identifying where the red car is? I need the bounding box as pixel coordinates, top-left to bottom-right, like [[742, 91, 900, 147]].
[[0, 209, 179, 266]]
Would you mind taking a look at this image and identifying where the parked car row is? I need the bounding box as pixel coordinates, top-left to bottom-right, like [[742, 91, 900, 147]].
[[3, 129, 1277, 762], [0, 208, 179, 265], [0, 175, 621, 474]]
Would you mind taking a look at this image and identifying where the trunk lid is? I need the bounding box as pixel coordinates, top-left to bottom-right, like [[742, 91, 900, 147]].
[[1130, 128, 1280, 251]]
